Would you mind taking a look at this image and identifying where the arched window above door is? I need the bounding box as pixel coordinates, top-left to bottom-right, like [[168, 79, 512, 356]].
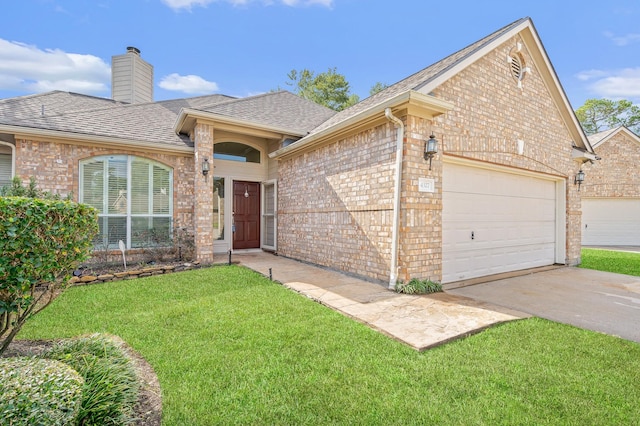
[[214, 142, 261, 163]]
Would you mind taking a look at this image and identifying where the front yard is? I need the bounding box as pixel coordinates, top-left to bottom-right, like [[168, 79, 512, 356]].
[[16, 263, 640, 425]]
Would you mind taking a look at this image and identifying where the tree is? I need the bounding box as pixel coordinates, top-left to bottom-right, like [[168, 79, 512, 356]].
[[286, 68, 360, 111], [575, 98, 640, 135], [369, 81, 389, 96], [0, 177, 98, 354]]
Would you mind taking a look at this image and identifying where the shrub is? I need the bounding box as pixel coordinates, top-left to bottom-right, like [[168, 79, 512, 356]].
[[395, 278, 443, 294], [43, 334, 140, 426], [0, 357, 84, 425], [0, 195, 98, 354]]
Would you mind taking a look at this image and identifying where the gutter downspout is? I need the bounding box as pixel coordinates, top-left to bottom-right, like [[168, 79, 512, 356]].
[[385, 108, 404, 290]]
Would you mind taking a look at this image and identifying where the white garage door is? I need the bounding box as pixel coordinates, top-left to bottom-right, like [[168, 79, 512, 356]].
[[582, 198, 640, 246], [442, 163, 557, 283]]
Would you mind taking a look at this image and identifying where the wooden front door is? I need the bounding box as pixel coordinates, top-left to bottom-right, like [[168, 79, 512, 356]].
[[233, 181, 260, 249]]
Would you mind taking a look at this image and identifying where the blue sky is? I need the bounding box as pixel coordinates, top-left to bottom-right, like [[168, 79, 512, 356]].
[[1, 0, 639, 110]]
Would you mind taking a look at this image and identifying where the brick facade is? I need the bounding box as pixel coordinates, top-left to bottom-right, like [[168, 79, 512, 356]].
[[277, 34, 584, 284], [581, 130, 640, 197], [13, 136, 195, 249]]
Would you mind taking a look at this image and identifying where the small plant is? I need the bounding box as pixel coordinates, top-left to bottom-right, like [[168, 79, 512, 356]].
[[43, 334, 140, 426], [395, 278, 442, 294], [0, 357, 84, 425]]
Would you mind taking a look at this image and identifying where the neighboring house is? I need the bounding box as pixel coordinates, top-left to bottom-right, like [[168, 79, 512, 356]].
[[0, 17, 595, 287], [581, 126, 640, 246]]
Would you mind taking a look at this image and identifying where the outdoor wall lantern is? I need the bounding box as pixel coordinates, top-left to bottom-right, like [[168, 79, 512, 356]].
[[202, 157, 210, 176], [424, 134, 438, 170], [574, 169, 585, 191]]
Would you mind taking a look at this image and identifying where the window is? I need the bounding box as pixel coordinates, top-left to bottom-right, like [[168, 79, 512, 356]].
[[80, 155, 172, 249], [213, 177, 225, 240], [214, 142, 260, 163], [0, 142, 14, 188]]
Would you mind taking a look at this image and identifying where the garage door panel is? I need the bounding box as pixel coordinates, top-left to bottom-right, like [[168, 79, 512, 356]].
[[443, 163, 557, 283], [582, 198, 640, 245]]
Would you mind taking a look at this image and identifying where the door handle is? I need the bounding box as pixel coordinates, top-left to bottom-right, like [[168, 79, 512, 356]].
[[471, 231, 475, 240]]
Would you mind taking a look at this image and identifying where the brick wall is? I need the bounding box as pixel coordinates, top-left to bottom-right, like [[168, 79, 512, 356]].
[[581, 131, 640, 197], [278, 124, 397, 281], [13, 137, 195, 243], [193, 123, 214, 263], [277, 33, 585, 283]]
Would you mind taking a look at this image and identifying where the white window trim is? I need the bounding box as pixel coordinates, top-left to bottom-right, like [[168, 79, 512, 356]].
[[261, 179, 277, 251], [0, 141, 16, 186], [79, 155, 174, 249]]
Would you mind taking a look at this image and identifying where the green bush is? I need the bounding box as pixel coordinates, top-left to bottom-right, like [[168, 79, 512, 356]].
[[43, 334, 140, 426], [0, 195, 98, 354], [395, 278, 443, 294], [0, 357, 84, 425]]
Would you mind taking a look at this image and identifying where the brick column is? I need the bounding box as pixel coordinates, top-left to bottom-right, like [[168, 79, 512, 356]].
[[193, 123, 214, 264], [399, 115, 443, 282]]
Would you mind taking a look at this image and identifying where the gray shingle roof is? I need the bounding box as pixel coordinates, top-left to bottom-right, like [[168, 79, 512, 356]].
[[307, 17, 530, 136], [0, 90, 332, 148], [197, 91, 335, 135], [0, 91, 122, 121]]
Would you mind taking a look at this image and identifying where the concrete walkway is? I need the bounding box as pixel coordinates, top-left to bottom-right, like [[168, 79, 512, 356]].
[[220, 251, 528, 351]]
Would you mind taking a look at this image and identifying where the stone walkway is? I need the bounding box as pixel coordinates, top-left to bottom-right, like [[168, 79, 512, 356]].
[[217, 251, 528, 351]]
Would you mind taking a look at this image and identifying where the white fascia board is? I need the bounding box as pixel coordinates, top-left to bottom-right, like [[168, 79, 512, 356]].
[[270, 91, 454, 159]]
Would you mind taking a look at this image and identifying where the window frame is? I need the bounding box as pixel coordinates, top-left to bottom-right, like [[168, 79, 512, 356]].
[[0, 141, 15, 188], [79, 155, 173, 250]]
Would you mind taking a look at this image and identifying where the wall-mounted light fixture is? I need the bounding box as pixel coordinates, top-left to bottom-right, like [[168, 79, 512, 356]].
[[424, 134, 438, 170], [574, 169, 585, 191], [202, 157, 210, 176]]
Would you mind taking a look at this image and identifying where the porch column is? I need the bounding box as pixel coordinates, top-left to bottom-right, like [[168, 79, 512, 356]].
[[193, 122, 214, 263]]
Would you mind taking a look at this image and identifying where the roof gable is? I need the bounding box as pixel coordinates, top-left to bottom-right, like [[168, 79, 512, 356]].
[[303, 17, 593, 154], [589, 126, 640, 149]]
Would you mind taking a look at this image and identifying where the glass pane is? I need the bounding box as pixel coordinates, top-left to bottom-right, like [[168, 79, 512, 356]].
[[153, 165, 171, 214], [131, 159, 150, 214], [81, 159, 105, 213], [264, 183, 275, 215], [107, 158, 128, 215], [213, 177, 225, 240], [94, 216, 126, 249], [214, 142, 260, 163], [264, 216, 275, 247], [131, 216, 172, 248], [0, 153, 12, 187]]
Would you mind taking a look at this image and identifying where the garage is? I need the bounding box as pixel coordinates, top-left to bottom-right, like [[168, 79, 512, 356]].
[[442, 162, 560, 283], [582, 198, 640, 246]]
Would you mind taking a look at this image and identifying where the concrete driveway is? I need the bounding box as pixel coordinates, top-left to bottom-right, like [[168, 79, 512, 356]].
[[448, 267, 640, 343]]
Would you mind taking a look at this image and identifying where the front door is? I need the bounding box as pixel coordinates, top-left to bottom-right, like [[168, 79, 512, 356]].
[[233, 181, 260, 249]]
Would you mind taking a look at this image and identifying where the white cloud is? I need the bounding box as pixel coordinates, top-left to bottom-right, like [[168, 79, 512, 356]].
[[161, 0, 332, 11], [0, 39, 110, 95], [577, 67, 640, 100], [603, 31, 640, 46], [159, 73, 219, 94]]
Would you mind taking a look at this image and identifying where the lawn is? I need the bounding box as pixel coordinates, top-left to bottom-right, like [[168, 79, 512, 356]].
[[18, 266, 640, 425], [580, 248, 640, 276]]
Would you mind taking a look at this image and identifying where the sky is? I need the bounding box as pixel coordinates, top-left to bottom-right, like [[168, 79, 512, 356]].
[[1, 0, 639, 110]]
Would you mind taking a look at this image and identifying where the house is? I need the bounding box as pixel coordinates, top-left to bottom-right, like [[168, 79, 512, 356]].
[[0, 17, 595, 287], [580, 126, 640, 246]]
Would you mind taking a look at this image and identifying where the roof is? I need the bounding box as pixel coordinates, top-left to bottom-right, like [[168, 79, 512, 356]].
[[288, 17, 593, 156], [0, 90, 332, 150], [196, 91, 335, 136], [588, 126, 640, 149]]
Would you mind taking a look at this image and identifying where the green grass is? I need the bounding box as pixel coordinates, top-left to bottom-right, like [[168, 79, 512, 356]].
[[580, 248, 640, 276], [18, 266, 640, 425]]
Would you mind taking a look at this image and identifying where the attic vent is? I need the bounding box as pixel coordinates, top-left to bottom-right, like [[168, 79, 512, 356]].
[[506, 43, 531, 89]]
